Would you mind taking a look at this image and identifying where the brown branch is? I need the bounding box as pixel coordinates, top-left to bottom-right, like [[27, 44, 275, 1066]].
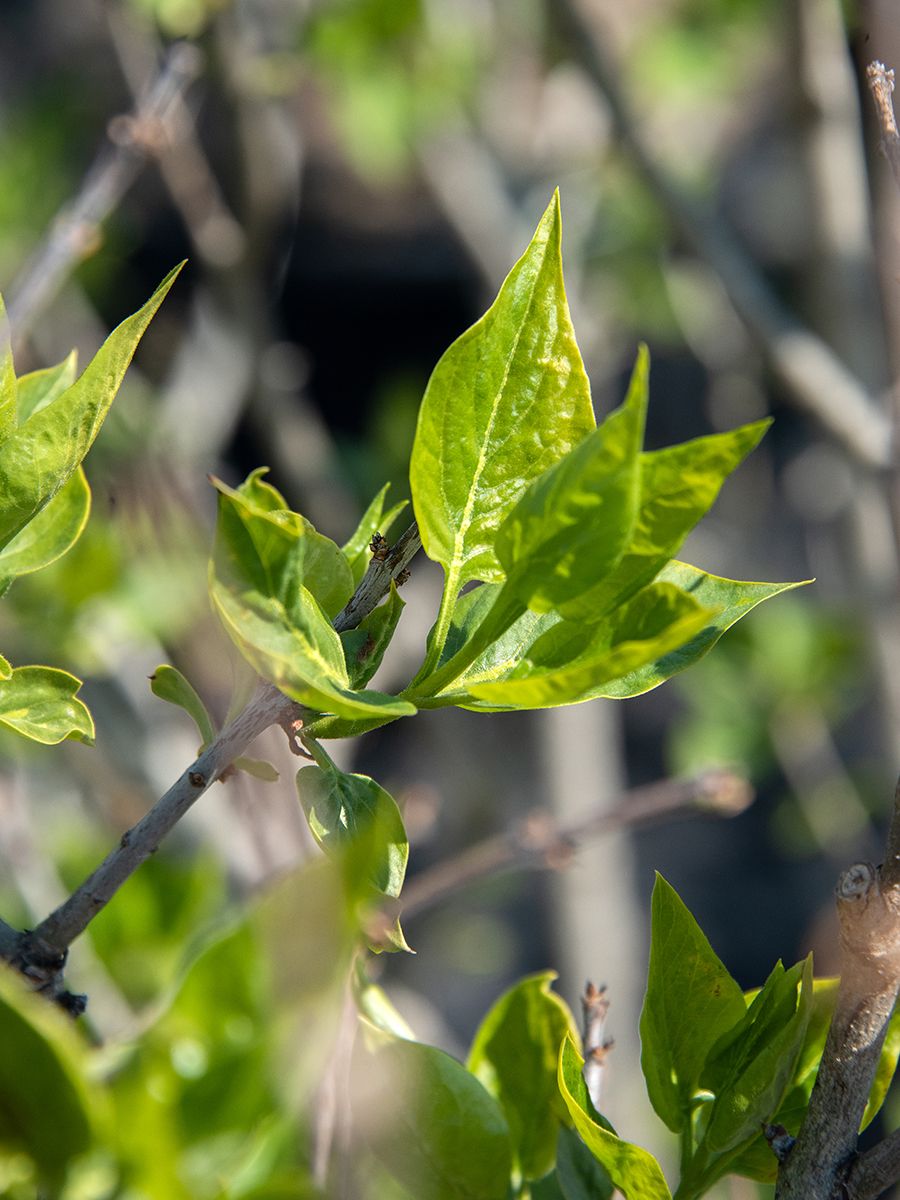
[[847, 1127, 900, 1200], [14, 522, 422, 989], [397, 768, 752, 921], [7, 42, 202, 338], [552, 0, 892, 471], [866, 62, 900, 196], [775, 777, 900, 1200]]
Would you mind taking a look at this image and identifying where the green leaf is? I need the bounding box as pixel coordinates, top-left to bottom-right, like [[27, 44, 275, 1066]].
[[296, 755, 408, 902], [210, 577, 415, 722], [467, 972, 580, 1180], [410, 192, 595, 672], [0, 665, 94, 744], [150, 664, 217, 748], [596, 563, 809, 699], [234, 756, 280, 781], [342, 484, 408, 586], [457, 582, 713, 711], [553, 1125, 615, 1200], [15, 352, 78, 423], [559, 419, 771, 621], [639, 874, 746, 1133], [558, 1035, 671, 1200], [360, 1036, 512, 1200], [698, 957, 812, 1161], [0, 652, 10, 679], [0, 264, 183, 552], [0, 466, 90, 580], [0, 964, 102, 1185], [494, 345, 646, 616], [340, 584, 405, 689], [0, 294, 16, 440], [213, 472, 354, 619]]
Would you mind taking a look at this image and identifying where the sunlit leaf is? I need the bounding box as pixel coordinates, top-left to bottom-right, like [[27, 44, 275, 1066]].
[[340, 585, 404, 689], [150, 663, 216, 749], [639, 874, 745, 1133], [15, 352, 77, 423], [0, 665, 94, 744], [0, 264, 183, 551], [558, 1035, 671, 1200], [467, 972, 579, 1180], [0, 467, 89, 580]]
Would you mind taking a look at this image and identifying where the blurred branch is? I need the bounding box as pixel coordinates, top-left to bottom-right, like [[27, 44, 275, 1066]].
[[395, 768, 752, 922], [104, 8, 246, 268], [7, 42, 202, 338], [581, 982, 612, 1112], [552, 0, 892, 471]]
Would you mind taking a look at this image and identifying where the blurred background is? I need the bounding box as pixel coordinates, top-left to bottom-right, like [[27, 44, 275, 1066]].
[[0, 0, 898, 1195]]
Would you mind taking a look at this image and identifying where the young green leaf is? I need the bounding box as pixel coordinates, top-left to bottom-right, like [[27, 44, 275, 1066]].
[[639, 875, 746, 1133], [0, 295, 16, 440], [233, 755, 280, 782], [213, 472, 354, 620], [342, 483, 408, 586], [210, 578, 415, 722], [149, 664, 216, 749], [360, 1036, 512, 1200], [0, 666, 94, 744], [596, 563, 809, 699], [698, 957, 812, 1161], [15, 352, 78, 423], [0, 652, 10, 679], [0, 264, 183, 552], [493, 345, 646, 616], [558, 1035, 672, 1200], [467, 972, 580, 1181], [0, 467, 90, 580], [553, 1125, 615, 1200], [559, 419, 771, 622], [457, 582, 714, 710], [410, 192, 595, 672]]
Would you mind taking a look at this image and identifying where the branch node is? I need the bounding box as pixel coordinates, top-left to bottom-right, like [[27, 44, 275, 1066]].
[[764, 1123, 796, 1163]]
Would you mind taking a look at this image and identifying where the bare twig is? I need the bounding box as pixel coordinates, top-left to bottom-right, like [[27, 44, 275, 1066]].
[[867, 62, 900, 196], [775, 777, 900, 1199], [581, 982, 612, 1111], [7, 43, 202, 337], [552, 0, 892, 470], [397, 768, 752, 921], [13, 521, 422, 991]]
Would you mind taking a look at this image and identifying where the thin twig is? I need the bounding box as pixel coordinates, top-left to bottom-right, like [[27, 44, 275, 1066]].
[[7, 43, 202, 338], [552, 0, 892, 470], [397, 768, 752, 921], [581, 982, 612, 1111], [14, 522, 422, 985], [846, 1126, 900, 1200]]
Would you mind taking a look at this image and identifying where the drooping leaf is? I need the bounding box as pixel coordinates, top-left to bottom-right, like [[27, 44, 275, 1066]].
[[0, 467, 90, 580], [340, 585, 405, 689], [150, 663, 216, 749], [296, 755, 408, 902], [233, 756, 280, 781], [639, 875, 746, 1133], [596, 563, 809, 698], [0, 964, 101, 1185], [210, 577, 415, 722], [15, 352, 78, 423], [409, 192, 595, 674], [359, 1035, 512, 1200], [493, 346, 646, 616], [559, 419, 771, 621], [467, 972, 579, 1180], [0, 264, 183, 552], [0, 665, 94, 744], [342, 484, 408, 586], [558, 1036, 671, 1200], [457, 583, 714, 710]]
